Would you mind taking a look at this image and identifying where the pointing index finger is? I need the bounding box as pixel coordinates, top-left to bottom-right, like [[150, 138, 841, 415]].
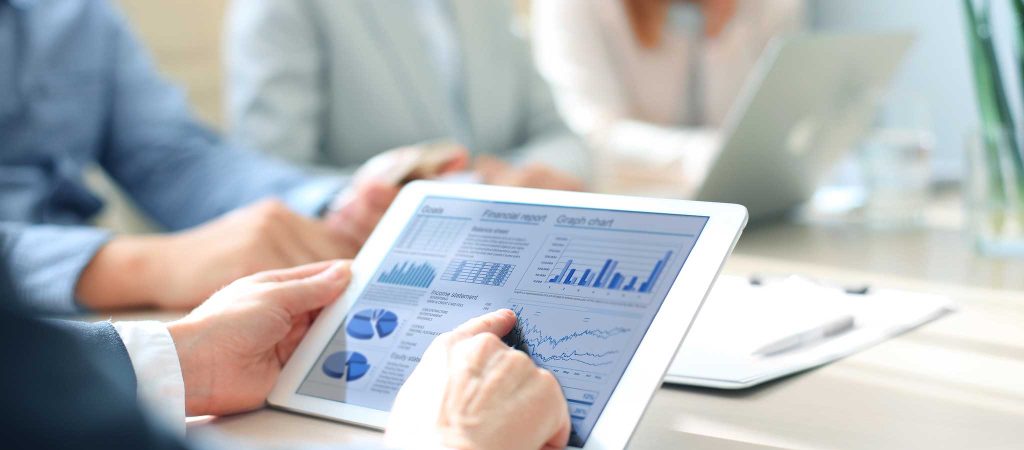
[[451, 309, 517, 341]]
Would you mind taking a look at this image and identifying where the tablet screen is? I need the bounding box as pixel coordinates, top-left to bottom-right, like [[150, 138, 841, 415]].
[[298, 196, 708, 445]]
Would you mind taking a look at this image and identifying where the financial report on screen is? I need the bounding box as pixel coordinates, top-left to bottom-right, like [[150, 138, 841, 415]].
[[297, 197, 708, 445]]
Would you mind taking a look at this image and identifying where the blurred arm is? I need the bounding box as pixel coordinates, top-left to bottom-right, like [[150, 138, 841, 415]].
[[225, 0, 326, 170], [0, 307, 196, 450], [98, 1, 342, 229], [532, 0, 631, 140]]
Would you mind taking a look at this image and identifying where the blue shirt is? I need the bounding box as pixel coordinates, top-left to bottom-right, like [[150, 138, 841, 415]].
[[0, 0, 345, 313]]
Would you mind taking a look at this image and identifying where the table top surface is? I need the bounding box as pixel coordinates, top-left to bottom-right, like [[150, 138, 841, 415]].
[[130, 219, 1024, 450]]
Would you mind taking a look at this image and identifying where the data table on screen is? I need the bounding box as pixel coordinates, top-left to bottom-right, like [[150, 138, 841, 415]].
[[440, 259, 516, 287], [394, 215, 468, 254]]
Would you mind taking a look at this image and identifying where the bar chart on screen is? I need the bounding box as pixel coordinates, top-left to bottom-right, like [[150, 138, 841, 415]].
[[517, 235, 682, 303], [377, 260, 437, 289]]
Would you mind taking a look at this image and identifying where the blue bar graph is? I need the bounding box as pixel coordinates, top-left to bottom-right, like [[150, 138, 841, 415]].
[[378, 261, 436, 288], [550, 259, 573, 283], [578, 269, 592, 286], [547, 251, 673, 294], [609, 273, 624, 290], [623, 276, 638, 291], [563, 268, 577, 285], [638, 259, 665, 292], [593, 260, 613, 288]]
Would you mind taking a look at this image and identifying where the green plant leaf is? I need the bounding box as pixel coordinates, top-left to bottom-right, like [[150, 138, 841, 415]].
[[963, 0, 1008, 204]]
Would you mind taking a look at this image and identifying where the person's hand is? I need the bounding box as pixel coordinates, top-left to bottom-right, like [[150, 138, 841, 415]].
[[349, 144, 470, 186], [386, 310, 571, 450], [322, 143, 471, 243], [167, 260, 351, 416], [77, 200, 357, 310], [475, 155, 584, 191], [322, 181, 401, 251]]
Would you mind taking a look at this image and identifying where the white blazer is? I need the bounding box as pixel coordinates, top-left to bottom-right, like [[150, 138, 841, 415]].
[[532, 0, 804, 189], [226, 0, 587, 176]]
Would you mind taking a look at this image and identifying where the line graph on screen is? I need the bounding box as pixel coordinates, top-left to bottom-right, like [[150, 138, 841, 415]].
[[504, 304, 635, 370]]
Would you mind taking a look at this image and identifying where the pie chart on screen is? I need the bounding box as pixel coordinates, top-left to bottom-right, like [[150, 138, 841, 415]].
[[322, 351, 370, 382], [346, 308, 399, 340]]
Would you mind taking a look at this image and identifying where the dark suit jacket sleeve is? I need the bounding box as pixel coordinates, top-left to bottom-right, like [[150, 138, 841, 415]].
[[0, 227, 187, 449], [45, 319, 139, 391], [0, 309, 192, 450]]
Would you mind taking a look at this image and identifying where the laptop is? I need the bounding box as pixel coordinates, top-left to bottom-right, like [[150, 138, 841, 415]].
[[692, 33, 913, 220]]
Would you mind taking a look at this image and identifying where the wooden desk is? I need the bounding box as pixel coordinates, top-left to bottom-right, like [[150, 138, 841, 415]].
[[127, 222, 1023, 449]]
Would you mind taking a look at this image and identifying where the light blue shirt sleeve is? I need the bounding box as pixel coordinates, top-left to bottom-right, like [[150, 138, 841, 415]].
[[0, 222, 111, 314], [99, 3, 345, 228]]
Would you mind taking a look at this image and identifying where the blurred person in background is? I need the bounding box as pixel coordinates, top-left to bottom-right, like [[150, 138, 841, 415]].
[[226, 0, 586, 192], [533, 0, 804, 194], [0, 0, 464, 314]]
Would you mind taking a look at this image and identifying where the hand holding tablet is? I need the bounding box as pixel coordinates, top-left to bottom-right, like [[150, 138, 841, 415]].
[[271, 181, 747, 448]]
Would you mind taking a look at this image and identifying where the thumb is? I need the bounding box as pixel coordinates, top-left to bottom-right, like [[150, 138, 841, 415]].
[[266, 260, 352, 316]]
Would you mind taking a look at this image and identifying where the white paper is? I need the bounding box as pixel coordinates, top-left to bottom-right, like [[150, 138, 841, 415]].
[[665, 275, 955, 389]]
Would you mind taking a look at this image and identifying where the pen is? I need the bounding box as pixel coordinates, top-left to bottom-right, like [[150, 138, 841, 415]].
[[752, 315, 856, 357], [748, 274, 871, 295]]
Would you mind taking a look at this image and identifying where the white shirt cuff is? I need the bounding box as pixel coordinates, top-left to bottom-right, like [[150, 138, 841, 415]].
[[113, 320, 186, 437]]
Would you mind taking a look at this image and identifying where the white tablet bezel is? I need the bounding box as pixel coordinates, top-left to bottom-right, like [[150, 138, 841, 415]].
[[269, 181, 747, 448]]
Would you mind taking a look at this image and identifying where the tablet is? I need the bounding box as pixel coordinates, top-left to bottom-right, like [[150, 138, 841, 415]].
[[270, 181, 747, 448]]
